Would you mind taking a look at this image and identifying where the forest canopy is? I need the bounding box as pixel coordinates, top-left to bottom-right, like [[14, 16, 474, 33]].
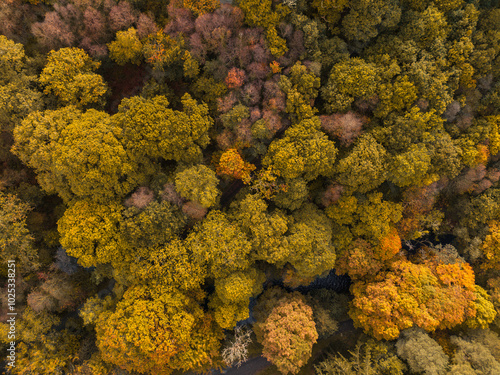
[[1, 0, 500, 374]]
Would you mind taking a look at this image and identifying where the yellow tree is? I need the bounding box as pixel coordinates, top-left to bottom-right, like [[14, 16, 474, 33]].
[[229, 194, 290, 265], [0, 192, 38, 272], [285, 204, 337, 284], [175, 165, 220, 208], [237, 0, 290, 57], [108, 27, 143, 65], [115, 94, 213, 163], [185, 210, 252, 279], [95, 285, 222, 374], [322, 58, 379, 113], [183, 0, 220, 16], [13, 108, 147, 202], [263, 117, 337, 181], [126, 239, 206, 293], [38, 47, 107, 108], [58, 199, 128, 269], [279, 62, 321, 122], [333, 134, 388, 194], [210, 267, 265, 329], [2, 307, 80, 375], [481, 221, 500, 270]]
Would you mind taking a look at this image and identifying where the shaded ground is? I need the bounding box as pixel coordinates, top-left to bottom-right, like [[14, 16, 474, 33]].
[[101, 62, 149, 114]]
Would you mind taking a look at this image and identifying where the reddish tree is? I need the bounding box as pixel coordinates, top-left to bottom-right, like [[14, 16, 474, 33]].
[[216, 129, 236, 150], [320, 184, 344, 207], [136, 13, 158, 39], [160, 183, 184, 207], [109, 1, 137, 32], [83, 7, 107, 42], [124, 186, 154, 209], [397, 180, 447, 239], [235, 119, 254, 146], [182, 201, 208, 220], [165, 3, 195, 36], [320, 112, 366, 146], [257, 293, 318, 375], [247, 61, 269, 80], [32, 11, 76, 50], [217, 92, 238, 114], [225, 67, 246, 89], [249, 107, 262, 122]]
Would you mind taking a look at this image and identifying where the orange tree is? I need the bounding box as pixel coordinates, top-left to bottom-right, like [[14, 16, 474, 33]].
[[349, 249, 495, 340]]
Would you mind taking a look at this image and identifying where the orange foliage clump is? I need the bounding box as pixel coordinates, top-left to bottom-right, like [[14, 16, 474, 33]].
[[225, 67, 246, 89], [216, 149, 256, 184], [475, 144, 490, 165], [336, 229, 401, 280], [259, 294, 318, 374], [375, 227, 402, 261], [270, 61, 281, 74], [335, 239, 385, 280], [350, 251, 479, 340]]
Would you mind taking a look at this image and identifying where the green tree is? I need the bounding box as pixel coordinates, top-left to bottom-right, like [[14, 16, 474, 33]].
[[174, 165, 220, 208], [449, 329, 500, 375], [263, 117, 337, 181], [402, 6, 449, 49], [315, 339, 406, 375], [279, 62, 321, 122], [0, 192, 38, 272], [306, 289, 350, 338], [322, 58, 379, 113], [108, 27, 143, 65], [220, 104, 250, 130], [334, 134, 388, 194], [186, 210, 252, 279], [311, 0, 349, 26], [341, 0, 401, 43], [396, 327, 449, 375], [38, 48, 107, 108], [115, 94, 213, 163]]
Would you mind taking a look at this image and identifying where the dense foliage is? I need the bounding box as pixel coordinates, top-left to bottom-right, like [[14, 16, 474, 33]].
[[1, 0, 500, 374]]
